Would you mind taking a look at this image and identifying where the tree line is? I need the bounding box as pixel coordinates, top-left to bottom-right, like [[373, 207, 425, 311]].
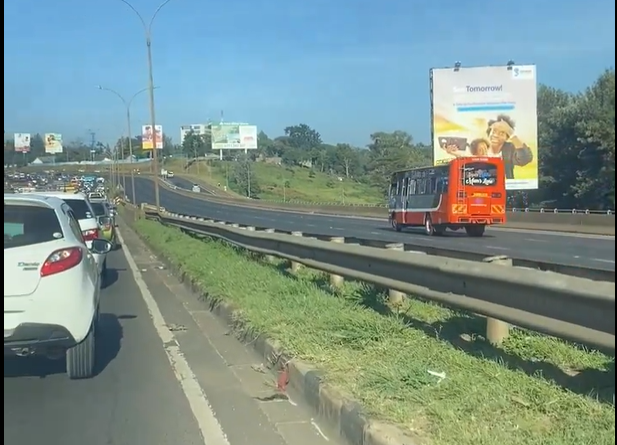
[[4, 69, 613, 209]]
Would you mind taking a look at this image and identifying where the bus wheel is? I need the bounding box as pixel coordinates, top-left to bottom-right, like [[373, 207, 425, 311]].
[[390, 214, 402, 232], [424, 214, 436, 236], [465, 225, 486, 237]]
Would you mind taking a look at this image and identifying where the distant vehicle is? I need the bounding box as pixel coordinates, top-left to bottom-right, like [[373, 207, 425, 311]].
[[89, 200, 117, 249], [23, 192, 110, 277], [388, 157, 507, 237], [87, 192, 105, 201], [167, 171, 174, 178], [4, 193, 112, 379], [192, 184, 200, 193]]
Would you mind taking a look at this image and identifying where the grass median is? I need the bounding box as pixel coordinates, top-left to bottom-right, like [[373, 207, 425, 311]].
[[130, 216, 615, 445]]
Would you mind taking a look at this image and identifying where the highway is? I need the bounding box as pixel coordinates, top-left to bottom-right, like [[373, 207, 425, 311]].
[[130, 176, 615, 270], [4, 230, 336, 445]]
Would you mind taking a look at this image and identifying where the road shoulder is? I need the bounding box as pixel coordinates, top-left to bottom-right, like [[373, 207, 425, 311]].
[[118, 221, 336, 445]]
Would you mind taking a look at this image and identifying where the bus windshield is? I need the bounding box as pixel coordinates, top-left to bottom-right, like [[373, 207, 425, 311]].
[[461, 162, 498, 187]]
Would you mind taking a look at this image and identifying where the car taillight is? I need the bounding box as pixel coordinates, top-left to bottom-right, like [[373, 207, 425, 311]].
[[40, 248, 83, 277], [82, 228, 99, 241]]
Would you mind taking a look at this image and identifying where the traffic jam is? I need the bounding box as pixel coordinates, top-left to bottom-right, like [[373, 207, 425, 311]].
[[5, 171, 120, 379]]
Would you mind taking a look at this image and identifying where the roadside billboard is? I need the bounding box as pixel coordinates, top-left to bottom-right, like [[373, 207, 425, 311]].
[[210, 124, 258, 150], [44, 133, 63, 154], [180, 124, 209, 145], [14, 133, 31, 153], [430, 65, 538, 190], [142, 124, 163, 150]]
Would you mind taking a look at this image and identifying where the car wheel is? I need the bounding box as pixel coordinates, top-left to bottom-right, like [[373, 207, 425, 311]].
[[66, 324, 96, 379]]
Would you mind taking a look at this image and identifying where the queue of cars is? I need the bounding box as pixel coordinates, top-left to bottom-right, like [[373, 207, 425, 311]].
[[4, 189, 118, 379]]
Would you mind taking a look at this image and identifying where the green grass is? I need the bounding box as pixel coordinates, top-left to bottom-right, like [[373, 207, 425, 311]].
[[131, 217, 615, 445], [167, 159, 384, 205]]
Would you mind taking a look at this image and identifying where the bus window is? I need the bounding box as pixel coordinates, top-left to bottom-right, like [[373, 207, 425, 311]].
[[429, 177, 438, 194], [401, 178, 408, 196], [462, 162, 498, 186], [437, 177, 449, 193], [418, 178, 427, 194], [409, 179, 416, 195], [389, 180, 398, 197]]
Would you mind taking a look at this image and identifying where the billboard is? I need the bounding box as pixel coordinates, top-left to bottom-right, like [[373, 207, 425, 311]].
[[430, 65, 538, 190], [44, 133, 63, 154], [211, 124, 258, 150], [14, 133, 31, 153], [142, 124, 163, 150], [180, 124, 209, 145]]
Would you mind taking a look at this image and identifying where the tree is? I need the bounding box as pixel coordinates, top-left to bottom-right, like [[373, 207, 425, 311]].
[[534, 69, 615, 209], [231, 154, 261, 198], [284, 124, 322, 150]]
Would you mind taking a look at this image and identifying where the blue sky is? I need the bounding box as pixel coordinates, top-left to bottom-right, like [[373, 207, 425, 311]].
[[4, 0, 615, 147]]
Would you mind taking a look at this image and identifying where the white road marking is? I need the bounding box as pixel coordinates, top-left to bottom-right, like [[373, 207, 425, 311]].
[[485, 246, 509, 251], [117, 229, 231, 445], [590, 258, 615, 264]]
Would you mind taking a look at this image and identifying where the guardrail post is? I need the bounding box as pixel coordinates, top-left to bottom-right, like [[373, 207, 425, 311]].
[[329, 237, 345, 288], [231, 223, 239, 228], [290, 231, 303, 272], [263, 228, 276, 263], [247, 226, 255, 231], [482, 255, 512, 346], [385, 243, 405, 305]]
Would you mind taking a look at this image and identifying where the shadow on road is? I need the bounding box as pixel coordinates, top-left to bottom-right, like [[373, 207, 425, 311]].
[[3, 313, 137, 379], [102, 268, 126, 289]]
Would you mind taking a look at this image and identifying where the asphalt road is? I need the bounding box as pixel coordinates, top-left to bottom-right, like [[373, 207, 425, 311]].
[[4, 231, 336, 445], [129, 177, 615, 270]]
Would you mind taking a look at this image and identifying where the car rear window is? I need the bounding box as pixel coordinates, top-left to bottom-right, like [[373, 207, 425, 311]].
[[4, 204, 64, 249], [89, 202, 106, 216], [63, 199, 93, 220]]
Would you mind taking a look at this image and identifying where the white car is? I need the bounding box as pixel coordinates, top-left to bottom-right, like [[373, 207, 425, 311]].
[[4, 194, 112, 379], [24, 191, 109, 278], [87, 192, 105, 201]]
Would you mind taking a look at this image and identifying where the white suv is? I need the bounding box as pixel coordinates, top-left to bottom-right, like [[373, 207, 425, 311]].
[[4, 194, 112, 378], [25, 192, 109, 278]]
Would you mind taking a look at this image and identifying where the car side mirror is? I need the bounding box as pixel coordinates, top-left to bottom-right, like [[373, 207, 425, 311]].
[[90, 238, 112, 254]]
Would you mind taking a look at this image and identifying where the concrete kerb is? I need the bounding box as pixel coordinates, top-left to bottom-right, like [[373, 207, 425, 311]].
[[119, 214, 417, 445]]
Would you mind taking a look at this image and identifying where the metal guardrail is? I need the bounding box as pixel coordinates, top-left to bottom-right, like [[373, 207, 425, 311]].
[[145, 207, 613, 282], [138, 206, 615, 352]]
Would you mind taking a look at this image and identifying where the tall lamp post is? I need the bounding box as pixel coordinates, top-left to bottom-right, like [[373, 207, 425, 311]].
[[119, 0, 173, 210], [96, 85, 155, 204]]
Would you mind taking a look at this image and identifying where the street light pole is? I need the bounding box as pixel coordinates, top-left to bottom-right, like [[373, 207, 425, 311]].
[[119, 0, 172, 211], [96, 85, 154, 204]]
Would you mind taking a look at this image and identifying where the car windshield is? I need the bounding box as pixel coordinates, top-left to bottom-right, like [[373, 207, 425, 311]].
[[4, 204, 64, 249], [89, 202, 107, 217], [63, 198, 93, 220]]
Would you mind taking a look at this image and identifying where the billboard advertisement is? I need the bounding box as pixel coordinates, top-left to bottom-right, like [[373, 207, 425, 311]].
[[430, 65, 538, 190], [14, 133, 31, 153], [44, 133, 63, 154], [180, 124, 209, 145], [142, 124, 163, 150], [211, 124, 258, 150]]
